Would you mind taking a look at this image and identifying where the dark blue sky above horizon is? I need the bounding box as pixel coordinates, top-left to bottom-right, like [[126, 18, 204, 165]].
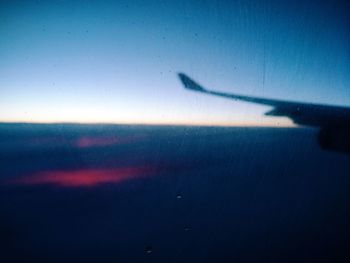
[[1, 0, 349, 126]]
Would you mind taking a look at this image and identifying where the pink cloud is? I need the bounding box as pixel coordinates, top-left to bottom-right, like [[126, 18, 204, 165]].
[[8, 166, 155, 187], [76, 135, 145, 148]]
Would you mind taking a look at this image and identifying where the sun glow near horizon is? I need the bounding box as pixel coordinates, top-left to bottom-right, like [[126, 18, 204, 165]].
[[0, 101, 295, 127]]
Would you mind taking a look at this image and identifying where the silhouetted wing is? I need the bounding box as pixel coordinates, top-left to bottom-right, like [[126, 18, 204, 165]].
[[178, 73, 350, 127]]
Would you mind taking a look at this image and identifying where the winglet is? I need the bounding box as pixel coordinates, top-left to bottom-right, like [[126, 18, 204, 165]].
[[178, 73, 207, 92]]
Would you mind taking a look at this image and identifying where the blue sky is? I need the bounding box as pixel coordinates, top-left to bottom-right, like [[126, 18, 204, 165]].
[[1, 0, 349, 126]]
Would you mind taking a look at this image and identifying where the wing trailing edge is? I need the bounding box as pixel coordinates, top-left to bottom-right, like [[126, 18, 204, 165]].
[[178, 73, 350, 128]]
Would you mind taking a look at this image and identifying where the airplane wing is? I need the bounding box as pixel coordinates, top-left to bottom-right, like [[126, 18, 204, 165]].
[[178, 73, 350, 128]]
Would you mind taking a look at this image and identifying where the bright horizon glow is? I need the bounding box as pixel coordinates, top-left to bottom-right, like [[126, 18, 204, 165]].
[[0, 105, 295, 127]]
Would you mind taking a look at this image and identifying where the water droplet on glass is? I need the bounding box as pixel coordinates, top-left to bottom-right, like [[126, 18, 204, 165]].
[[145, 246, 152, 254]]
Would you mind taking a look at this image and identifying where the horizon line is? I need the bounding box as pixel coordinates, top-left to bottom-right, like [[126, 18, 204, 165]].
[[0, 120, 297, 128]]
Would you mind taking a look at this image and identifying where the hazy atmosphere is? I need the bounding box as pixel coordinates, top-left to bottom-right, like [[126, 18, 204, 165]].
[[1, 1, 350, 262]]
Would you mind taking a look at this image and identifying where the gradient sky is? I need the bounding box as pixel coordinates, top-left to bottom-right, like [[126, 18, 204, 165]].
[[1, 0, 349, 126]]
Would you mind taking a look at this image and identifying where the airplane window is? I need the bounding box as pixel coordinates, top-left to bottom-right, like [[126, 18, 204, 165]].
[[0, 0, 349, 262]]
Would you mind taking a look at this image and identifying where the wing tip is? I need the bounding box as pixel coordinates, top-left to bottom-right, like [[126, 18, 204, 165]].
[[178, 73, 207, 92]]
